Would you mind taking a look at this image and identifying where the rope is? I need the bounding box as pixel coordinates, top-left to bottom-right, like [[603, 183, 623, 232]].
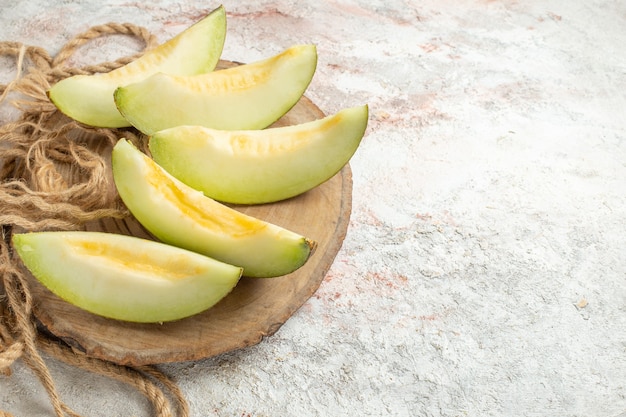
[[0, 22, 188, 417]]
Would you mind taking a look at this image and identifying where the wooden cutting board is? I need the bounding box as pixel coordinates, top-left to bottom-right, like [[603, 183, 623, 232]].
[[27, 86, 353, 366]]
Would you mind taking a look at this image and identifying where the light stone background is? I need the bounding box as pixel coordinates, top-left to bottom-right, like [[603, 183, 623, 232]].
[[1, 1, 625, 416]]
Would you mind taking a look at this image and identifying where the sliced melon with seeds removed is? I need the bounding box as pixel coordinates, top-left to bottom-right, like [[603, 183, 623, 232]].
[[48, 5, 227, 128], [114, 44, 317, 134], [111, 139, 316, 278], [12, 231, 242, 323], [148, 104, 368, 204]]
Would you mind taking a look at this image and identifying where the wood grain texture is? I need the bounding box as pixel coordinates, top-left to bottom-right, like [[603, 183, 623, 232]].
[[27, 84, 353, 366]]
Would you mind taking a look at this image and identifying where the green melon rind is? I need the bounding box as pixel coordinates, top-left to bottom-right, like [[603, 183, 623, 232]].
[[12, 231, 242, 323]]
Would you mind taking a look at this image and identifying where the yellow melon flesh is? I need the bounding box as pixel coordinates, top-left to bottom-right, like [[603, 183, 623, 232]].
[[114, 44, 318, 134], [148, 105, 368, 204], [48, 5, 227, 127], [12, 231, 242, 323], [111, 139, 316, 278]]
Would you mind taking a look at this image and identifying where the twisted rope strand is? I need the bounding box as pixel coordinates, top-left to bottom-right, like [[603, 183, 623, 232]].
[[0, 42, 53, 98], [138, 366, 191, 417], [38, 337, 177, 417], [52, 23, 158, 69]]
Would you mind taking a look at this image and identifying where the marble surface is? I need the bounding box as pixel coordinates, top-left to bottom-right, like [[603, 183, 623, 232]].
[[1, 1, 626, 416]]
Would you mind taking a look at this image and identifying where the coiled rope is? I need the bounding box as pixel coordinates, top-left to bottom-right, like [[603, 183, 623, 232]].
[[0, 22, 189, 417]]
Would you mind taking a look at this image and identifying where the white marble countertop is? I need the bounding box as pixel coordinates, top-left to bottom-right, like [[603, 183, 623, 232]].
[[1, 1, 625, 416]]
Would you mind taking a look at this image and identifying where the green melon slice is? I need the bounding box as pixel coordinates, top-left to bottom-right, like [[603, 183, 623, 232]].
[[48, 5, 227, 128], [111, 139, 316, 278], [148, 104, 368, 204], [12, 231, 242, 323], [114, 44, 318, 134]]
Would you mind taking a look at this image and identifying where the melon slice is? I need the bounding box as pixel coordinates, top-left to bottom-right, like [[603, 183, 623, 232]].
[[48, 5, 227, 128], [148, 104, 368, 204], [111, 139, 316, 278], [114, 44, 318, 134], [12, 231, 242, 323]]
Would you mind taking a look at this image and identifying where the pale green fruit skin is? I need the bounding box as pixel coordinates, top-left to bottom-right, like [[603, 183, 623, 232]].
[[111, 139, 315, 278], [114, 44, 318, 135], [12, 231, 242, 323], [148, 104, 368, 204], [48, 5, 227, 128]]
